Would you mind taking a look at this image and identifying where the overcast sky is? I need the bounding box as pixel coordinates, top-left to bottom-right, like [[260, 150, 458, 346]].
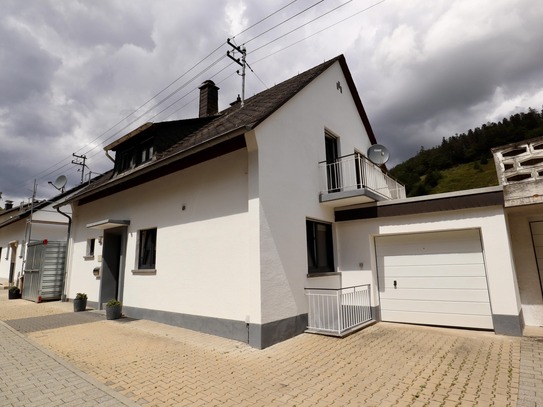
[[1, 0, 542, 203]]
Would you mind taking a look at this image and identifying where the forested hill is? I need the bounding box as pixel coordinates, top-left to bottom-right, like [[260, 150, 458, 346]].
[[389, 108, 543, 197]]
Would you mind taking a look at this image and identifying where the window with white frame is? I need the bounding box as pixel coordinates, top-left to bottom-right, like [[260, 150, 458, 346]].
[[138, 228, 157, 270]]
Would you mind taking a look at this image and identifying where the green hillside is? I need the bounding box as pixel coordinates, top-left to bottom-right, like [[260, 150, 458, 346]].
[[390, 108, 543, 196]]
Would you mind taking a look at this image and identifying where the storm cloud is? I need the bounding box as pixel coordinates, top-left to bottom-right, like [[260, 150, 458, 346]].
[[1, 0, 542, 202]]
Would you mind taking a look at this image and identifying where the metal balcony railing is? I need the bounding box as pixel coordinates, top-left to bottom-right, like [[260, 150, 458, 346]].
[[319, 154, 406, 200], [305, 284, 372, 336]]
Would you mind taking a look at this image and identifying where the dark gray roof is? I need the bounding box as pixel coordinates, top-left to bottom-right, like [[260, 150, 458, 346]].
[[64, 54, 377, 206]]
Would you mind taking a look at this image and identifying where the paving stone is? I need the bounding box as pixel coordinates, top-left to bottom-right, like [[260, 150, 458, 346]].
[[3, 291, 543, 406]]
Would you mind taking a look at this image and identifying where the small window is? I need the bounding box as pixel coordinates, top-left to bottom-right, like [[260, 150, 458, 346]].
[[118, 148, 135, 173], [86, 238, 95, 257], [138, 228, 157, 270], [138, 139, 154, 165], [306, 220, 334, 274]]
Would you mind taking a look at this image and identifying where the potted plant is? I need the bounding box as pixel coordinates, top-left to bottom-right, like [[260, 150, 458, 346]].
[[73, 293, 87, 312], [8, 286, 20, 300], [105, 298, 122, 320]]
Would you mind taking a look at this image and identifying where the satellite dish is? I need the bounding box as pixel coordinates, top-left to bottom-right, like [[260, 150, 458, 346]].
[[51, 175, 67, 191], [367, 144, 390, 165]]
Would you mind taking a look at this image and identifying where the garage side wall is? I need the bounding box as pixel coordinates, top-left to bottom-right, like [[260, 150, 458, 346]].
[[336, 206, 523, 336]]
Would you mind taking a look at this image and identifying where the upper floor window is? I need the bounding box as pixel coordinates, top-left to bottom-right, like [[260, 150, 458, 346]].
[[118, 148, 135, 173], [116, 139, 155, 173], [138, 139, 154, 165]]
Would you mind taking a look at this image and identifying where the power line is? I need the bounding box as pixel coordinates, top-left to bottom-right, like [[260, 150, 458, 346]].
[[252, 0, 387, 64], [244, 0, 325, 45], [21, 0, 386, 192]]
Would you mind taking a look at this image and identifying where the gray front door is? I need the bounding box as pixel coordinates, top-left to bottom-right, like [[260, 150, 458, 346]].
[[99, 227, 125, 308]]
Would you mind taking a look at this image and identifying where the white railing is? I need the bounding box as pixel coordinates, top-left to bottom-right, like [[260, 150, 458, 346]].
[[305, 285, 372, 336], [320, 154, 406, 200]]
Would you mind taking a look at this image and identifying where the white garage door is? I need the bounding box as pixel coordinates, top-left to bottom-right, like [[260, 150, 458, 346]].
[[376, 229, 493, 330]]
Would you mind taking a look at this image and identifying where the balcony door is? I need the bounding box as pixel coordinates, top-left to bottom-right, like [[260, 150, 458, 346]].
[[325, 133, 340, 192]]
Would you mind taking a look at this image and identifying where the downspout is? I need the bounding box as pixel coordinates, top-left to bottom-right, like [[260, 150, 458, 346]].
[[105, 150, 115, 163], [57, 206, 72, 302]]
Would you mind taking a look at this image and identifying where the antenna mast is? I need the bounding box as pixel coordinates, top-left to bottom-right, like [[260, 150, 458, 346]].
[[72, 153, 87, 184], [227, 38, 246, 107]]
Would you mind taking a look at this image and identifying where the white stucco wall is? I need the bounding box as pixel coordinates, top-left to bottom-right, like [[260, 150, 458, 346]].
[[68, 149, 262, 323], [506, 205, 543, 326], [0, 203, 69, 282], [335, 206, 522, 318], [253, 61, 376, 323]]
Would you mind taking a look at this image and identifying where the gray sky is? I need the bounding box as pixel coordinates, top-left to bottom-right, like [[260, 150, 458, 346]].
[[1, 0, 542, 203]]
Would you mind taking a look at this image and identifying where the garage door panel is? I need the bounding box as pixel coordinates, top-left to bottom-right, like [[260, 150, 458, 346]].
[[376, 229, 493, 330], [380, 299, 491, 315], [376, 230, 482, 256], [379, 288, 491, 302], [380, 264, 487, 277], [380, 277, 489, 290], [381, 252, 484, 267], [380, 310, 494, 330]]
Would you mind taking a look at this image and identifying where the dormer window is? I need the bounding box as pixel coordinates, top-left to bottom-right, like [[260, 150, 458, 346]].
[[116, 139, 155, 174], [138, 139, 154, 165], [118, 148, 135, 173]]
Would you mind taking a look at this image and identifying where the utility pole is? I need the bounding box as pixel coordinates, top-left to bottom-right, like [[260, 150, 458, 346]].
[[72, 153, 87, 184], [227, 38, 246, 107]]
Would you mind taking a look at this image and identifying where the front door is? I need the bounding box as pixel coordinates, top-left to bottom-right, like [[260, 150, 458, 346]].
[[8, 242, 17, 285], [99, 227, 125, 308]]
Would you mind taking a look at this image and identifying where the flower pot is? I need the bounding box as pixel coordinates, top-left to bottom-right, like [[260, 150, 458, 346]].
[[73, 298, 87, 312], [8, 291, 20, 300], [106, 304, 122, 320]]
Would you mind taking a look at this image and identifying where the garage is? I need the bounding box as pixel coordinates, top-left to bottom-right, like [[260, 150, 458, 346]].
[[375, 229, 493, 330]]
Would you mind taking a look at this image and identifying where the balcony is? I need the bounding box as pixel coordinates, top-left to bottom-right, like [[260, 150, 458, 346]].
[[319, 154, 406, 206], [305, 285, 373, 336]]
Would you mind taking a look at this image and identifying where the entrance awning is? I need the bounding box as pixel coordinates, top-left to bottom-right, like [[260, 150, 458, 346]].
[[86, 219, 130, 230]]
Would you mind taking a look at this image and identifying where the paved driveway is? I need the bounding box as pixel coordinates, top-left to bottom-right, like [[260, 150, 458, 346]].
[[1, 292, 542, 406]]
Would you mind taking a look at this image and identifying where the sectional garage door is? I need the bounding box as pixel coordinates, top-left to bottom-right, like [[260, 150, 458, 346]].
[[375, 229, 493, 330]]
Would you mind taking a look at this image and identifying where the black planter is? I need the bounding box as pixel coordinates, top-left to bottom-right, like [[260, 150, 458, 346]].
[[8, 290, 20, 300], [106, 304, 122, 320], [73, 298, 87, 312]]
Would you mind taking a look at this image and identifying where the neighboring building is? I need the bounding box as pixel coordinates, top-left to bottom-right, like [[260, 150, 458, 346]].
[[492, 137, 543, 328], [0, 197, 71, 300], [59, 55, 405, 348]]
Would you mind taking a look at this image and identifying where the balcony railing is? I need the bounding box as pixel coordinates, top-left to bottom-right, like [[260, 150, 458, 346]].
[[319, 154, 406, 201], [305, 285, 373, 336]]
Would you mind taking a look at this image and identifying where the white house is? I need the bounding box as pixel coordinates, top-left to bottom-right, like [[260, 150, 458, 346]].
[[60, 55, 406, 348], [58, 55, 532, 349], [0, 197, 71, 300]]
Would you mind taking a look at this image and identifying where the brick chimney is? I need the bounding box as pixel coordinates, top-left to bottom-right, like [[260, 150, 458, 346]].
[[4, 200, 13, 210], [198, 80, 219, 117]]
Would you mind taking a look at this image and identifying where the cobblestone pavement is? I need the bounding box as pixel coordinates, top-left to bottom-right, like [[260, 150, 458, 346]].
[[518, 337, 543, 407], [1, 291, 542, 406], [0, 320, 138, 407]]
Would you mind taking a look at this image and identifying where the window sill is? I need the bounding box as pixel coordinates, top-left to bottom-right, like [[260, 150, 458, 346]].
[[83, 255, 95, 261], [132, 269, 157, 275], [306, 272, 340, 278]]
